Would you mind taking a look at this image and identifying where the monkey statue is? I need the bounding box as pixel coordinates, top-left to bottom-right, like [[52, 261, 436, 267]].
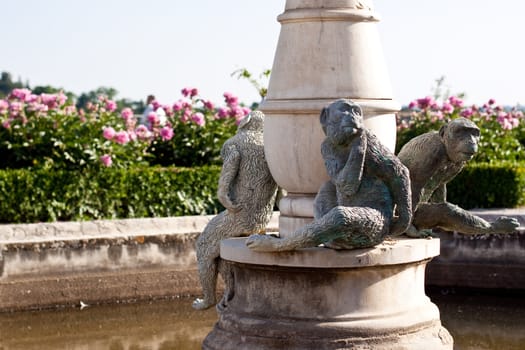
[[192, 111, 278, 310], [246, 99, 412, 252], [397, 117, 520, 237]]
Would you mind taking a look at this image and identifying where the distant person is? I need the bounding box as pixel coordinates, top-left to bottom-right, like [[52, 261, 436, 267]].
[[140, 94, 167, 127], [140, 95, 156, 126]]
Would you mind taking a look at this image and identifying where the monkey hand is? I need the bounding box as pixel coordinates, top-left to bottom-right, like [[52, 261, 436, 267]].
[[226, 203, 242, 213], [403, 224, 434, 238], [389, 218, 410, 236], [489, 216, 520, 234], [245, 234, 282, 252]]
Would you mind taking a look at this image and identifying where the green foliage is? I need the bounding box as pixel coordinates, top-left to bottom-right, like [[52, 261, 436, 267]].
[[146, 92, 241, 167], [0, 88, 245, 169], [231, 67, 271, 107], [447, 162, 525, 209], [0, 166, 223, 223], [0, 98, 149, 169]]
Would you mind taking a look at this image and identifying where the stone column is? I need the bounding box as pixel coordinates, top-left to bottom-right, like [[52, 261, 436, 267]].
[[260, 0, 400, 236]]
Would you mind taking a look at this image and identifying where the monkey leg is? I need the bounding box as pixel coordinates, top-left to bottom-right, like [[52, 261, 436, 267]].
[[413, 202, 518, 235], [193, 214, 229, 310], [313, 181, 337, 220], [193, 233, 220, 310], [246, 206, 387, 251], [216, 260, 234, 311]]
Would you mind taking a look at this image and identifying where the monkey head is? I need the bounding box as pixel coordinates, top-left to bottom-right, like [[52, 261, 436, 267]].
[[320, 99, 364, 145], [439, 117, 480, 163], [238, 110, 264, 132]]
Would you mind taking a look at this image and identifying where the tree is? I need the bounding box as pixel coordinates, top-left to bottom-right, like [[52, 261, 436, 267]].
[[0, 71, 26, 98]]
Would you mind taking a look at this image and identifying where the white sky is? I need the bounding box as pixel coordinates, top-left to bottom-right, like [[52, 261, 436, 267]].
[[2, 0, 524, 106]]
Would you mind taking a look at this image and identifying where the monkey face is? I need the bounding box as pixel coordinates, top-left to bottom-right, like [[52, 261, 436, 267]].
[[320, 99, 364, 145], [441, 118, 480, 163]]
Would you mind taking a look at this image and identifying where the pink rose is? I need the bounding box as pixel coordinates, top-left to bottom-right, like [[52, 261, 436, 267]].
[[120, 107, 134, 121], [147, 111, 159, 125], [9, 88, 31, 101], [460, 108, 474, 118], [162, 104, 173, 117], [216, 107, 229, 119], [41, 93, 58, 109], [182, 87, 198, 98], [105, 99, 117, 112], [441, 102, 454, 114], [114, 130, 130, 144], [173, 100, 184, 112], [57, 92, 67, 106], [229, 105, 245, 118], [448, 96, 464, 108], [135, 125, 152, 140], [0, 99, 8, 113], [100, 154, 112, 167], [103, 126, 116, 140], [203, 100, 214, 111], [223, 92, 238, 107], [160, 125, 174, 141], [191, 112, 206, 127], [416, 96, 435, 110], [64, 105, 76, 115]]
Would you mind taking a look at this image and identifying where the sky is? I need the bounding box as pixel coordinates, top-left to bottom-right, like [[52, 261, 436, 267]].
[[2, 0, 524, 107]]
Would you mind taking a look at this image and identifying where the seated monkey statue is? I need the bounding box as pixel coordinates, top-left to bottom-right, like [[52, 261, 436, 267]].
[[193, 111, 278, 310], [246, 99, 412, 252], [397, 117, 520, 237]]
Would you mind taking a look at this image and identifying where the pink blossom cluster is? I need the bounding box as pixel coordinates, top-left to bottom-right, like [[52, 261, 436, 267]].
[[1, 88, 68, 118], [0, 89, 72, 129], [215, 92, 251, 124], [1, 87, 251, 168], [404, 95, 524, 131]]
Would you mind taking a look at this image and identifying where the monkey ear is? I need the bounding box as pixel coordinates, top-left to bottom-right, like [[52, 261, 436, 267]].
[[238, 112, 252, 129], [439, 124, 448, 138], [320, 107, 329, 134]]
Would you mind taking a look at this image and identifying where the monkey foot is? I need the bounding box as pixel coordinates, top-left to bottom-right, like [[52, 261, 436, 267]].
[[245, 234, 282, 252], [491, 216, 520, 233], [192, 298, 215, 310], [405, 228, 435, 238]]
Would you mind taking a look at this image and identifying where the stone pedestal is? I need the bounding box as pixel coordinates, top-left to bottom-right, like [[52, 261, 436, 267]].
[[203, 237, 452, 350], [261, 0, 400, 235]]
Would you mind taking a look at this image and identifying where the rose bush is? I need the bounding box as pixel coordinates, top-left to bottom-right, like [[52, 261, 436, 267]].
[[396, 95, 525, 163], [0, 88, 248, 169]]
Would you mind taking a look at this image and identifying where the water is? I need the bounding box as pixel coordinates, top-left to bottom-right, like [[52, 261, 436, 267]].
[[0, 290, 524, 350]]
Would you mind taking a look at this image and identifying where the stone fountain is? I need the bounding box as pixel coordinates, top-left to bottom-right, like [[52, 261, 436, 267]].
[[202, 1, 453, 348]]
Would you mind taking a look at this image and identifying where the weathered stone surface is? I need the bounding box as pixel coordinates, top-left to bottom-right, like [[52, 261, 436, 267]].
[[0, 214, 279, 312], [427, 227, 525, 289], [204, 237, 452, 349]]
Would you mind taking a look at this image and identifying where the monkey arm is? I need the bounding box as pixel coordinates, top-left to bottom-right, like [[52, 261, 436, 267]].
[[217, 144, 241, 211], [335, 132, 367, 196], [413, 203, 520, 235], [429, 184, 446, 203], [386, 162, 413, 236]]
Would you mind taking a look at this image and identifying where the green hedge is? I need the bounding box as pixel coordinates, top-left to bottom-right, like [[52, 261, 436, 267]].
[[0, 166, 222, 223], [0, 162, 523, 224], [447, 162, 525, 209]]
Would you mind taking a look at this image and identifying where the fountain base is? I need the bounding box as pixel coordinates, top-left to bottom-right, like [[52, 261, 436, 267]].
[[204, 237, 452, 349]]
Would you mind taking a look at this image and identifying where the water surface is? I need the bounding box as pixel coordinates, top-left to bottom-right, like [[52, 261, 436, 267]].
[[1, 291, 524, 350]]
